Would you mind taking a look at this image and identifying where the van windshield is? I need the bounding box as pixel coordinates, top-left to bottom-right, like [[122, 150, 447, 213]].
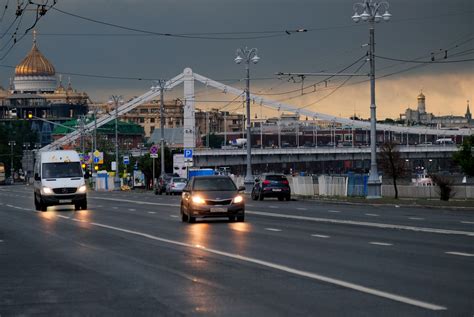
[[42, 162, 83, 179]]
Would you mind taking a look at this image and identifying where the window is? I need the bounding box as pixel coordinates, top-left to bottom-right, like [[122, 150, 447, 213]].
[[42, 162, 82, 179], [150, 126, 155, 133], [150, 118, 155, 123], [193, 177, 236, 191], [139, 118, 145, 123], [140, 108, 148, 114]]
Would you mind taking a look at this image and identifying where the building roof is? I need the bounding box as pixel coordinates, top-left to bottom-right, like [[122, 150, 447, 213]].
[[52, 118, 144, 136], [15, 33, 55, 77]]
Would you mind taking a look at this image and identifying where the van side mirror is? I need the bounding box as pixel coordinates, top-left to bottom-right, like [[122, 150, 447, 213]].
[[238, 186, 246, 192], [34, 173, 41, 181], [84, 171, 90, 179]]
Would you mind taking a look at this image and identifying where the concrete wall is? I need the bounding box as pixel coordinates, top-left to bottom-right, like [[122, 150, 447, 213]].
[[382, 185, 474, 199]]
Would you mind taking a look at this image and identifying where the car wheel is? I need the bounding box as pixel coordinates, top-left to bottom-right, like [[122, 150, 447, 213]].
[[74, 203, 81, 211], [40, 199, 47, 212], [154, 190, 158, 195], [34, 193, 40, 211], [81, 199, 88, 210], [285, 195, 291, 201], [187, 214, 196, 223], [258, 191, 264, 201], [237, 215, 245, 222], [228, 216, 236, 222], [278, 196, 284, 201], [181, 205, 188, 222], [251, 190, 257, 201]]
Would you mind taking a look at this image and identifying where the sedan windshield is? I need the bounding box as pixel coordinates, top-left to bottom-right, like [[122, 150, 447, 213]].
[[193, 177, 236, 191], [173, 178, 187, 183], [42, 162, 83, 179]]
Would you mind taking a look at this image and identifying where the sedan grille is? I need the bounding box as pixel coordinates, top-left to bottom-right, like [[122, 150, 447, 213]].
[[53, 187, 77, 194], [205, 199, 232, 206]]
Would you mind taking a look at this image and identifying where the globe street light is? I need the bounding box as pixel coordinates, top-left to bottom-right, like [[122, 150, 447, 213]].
[[352, 0, 391, 199], [234, 47, 260, 192]]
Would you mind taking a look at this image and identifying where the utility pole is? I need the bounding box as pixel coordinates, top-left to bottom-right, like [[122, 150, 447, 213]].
[[154, 79, 167, 177], [109, 95, 123, 191], [352, 0, 391, 198], [8, 141, 16, 183]]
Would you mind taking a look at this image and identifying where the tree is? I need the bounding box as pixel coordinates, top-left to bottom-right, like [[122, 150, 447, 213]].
[[430, 174, 454, 201], [379, 141, 407, 199], [453, 135, 474, 177]]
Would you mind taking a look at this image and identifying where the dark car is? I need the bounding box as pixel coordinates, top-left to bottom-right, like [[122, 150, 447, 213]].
[[180, 176, 245, 223], [154, 173, 173, 195], [251, 174, 291, 201]]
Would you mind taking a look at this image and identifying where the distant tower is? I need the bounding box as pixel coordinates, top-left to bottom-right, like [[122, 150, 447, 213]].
[[465, 100, 472, 123], [417, 91, 426, 114]]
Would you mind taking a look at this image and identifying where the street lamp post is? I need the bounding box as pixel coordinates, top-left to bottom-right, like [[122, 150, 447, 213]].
[[109, 95, 123, 191], [234, 47, 260, 193], [8, 141, 16, 183], [352, 0, 391, 199]]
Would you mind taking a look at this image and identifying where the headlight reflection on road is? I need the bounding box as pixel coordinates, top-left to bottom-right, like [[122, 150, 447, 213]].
[[185, 223, 210, 250]]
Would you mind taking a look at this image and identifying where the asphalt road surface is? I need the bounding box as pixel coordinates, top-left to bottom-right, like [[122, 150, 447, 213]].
[[1, 185, 473, 316]]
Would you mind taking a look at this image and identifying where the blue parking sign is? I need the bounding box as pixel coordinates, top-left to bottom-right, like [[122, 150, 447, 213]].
[[184, 149, 193, 158]]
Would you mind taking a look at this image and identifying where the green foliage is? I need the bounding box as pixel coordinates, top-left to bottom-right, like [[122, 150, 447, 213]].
[[202, 133, 224, 148], [453, 135, 474, 176], [430, 174, 454, 201]]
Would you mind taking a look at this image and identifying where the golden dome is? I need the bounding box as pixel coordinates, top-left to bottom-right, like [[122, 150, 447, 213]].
[[15, 36, 55, 77], [417, 92, 425, 100]]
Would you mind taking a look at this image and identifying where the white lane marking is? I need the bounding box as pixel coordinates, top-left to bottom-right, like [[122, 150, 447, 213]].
[[88, 221, 446, 311], [112, 207, 118, 210], [265, 228, 282, 232], [365, 213, 379, 217], [169, 215, 178, 218], [246, 204, 254, 207], [297, 207, 307, 211], [246, 210, 474, 237], [328, 210, 341, 213], [148, 211, 156, 214], [0, 240, 3, 242], [71, 218, 87, 223], [128, 208, 136, 211], [445, 252, 474, 257], [269, 206, 278, 209], [370, 242, 393, 246], [57, 215, 70, 219], [311, 234, 330, 238], [461, 221, 474, 224], [409, 217, 424, 220], [6, 204, 14, 208], [91, 196, 178, 207]]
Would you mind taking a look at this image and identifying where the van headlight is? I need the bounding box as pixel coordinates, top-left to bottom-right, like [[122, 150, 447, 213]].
[[42, 187, 53, 195], [78, 185, 87, 193], [233, 195, 244, 204]]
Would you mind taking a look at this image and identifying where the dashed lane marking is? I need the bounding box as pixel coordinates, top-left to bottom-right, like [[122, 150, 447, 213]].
[[365, 213, 379, 217], [445, 252, 474, 257], [86, 221, 447, 311], [369, 242, 393, 246], [265, 228, 282, 232], [128, 208, 136, 211], [328, 210, 341, 213], [269, 206, 278, 209], [57, 215, 70, 219], [311, 234, 330, 238], [461, 221, 474, 224], [148, 211, 156, 214], [246, 210, 474, 237], [169, 215, 178, 218], [297, 207, 307, 211], [408, 217, 425, 220]]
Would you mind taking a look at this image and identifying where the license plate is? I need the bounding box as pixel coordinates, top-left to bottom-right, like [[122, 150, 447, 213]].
[[59, 199, 71, 203], [272, 189, 282, 192], [210, 207, 227, 213]]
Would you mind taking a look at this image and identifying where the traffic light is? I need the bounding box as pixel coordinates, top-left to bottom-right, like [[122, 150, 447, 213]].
[[81, 163, 86, 169], [94, 165, 99, 171], [27, 111, 33, 119]]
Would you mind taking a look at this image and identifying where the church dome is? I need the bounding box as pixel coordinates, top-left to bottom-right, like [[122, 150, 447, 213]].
[[15, 39, 55, 77], [417, 92, 425, 100]]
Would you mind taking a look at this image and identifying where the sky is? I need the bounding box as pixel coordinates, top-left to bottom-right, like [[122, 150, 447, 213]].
[[0, 0, 472, 119]]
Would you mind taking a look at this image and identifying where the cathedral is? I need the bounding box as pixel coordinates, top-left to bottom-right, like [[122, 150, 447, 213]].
[[0, 31, 89, 145], [400, 92, 472, 129]]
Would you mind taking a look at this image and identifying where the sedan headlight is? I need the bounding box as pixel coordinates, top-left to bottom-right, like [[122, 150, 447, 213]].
[[192, 195, 206, 205], [233, 195, 244, 204], [42, 187, 53, 195], [77, 185, 87, 193]]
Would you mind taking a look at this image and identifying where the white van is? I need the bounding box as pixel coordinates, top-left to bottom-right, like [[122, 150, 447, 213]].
[[33, 150, 88, 211]]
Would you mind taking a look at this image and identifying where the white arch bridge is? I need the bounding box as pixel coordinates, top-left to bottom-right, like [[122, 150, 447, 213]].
[[41, 68, 472, 152]]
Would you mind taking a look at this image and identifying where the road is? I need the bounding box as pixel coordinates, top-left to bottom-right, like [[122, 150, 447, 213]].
[[0, 185, 473, 316]]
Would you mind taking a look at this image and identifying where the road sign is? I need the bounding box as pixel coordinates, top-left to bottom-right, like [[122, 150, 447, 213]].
[[123, 155, 130, 165], [150, 145, 158, 155], [91, 151, 104, 164], [93, 156, 100, 164], [184, 149, 193, 159], [150, 153, 158, 158]]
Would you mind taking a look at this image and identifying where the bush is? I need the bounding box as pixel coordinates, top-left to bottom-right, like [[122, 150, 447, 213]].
[[430, 174, 455, 201]]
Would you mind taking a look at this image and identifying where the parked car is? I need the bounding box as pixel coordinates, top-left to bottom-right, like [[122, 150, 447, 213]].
[[154, 173, 173, 195], [166, 177, 188, 195], [180, 176, 245, 223], [251, 174, 291, 201]]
